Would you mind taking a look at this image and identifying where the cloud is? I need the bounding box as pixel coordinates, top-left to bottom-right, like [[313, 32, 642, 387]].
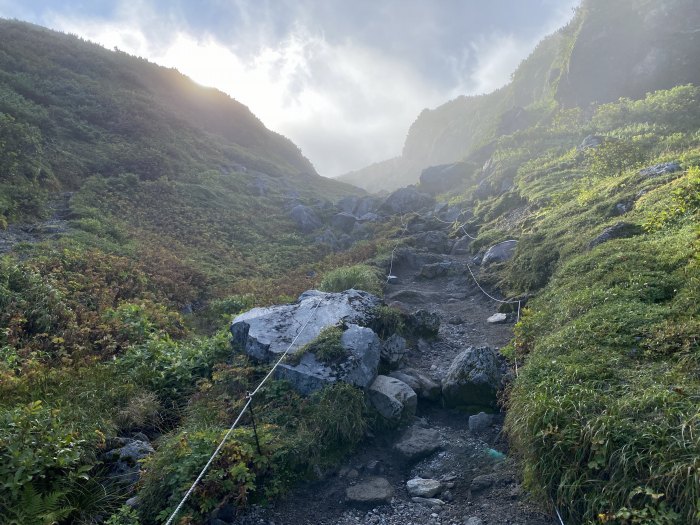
[[24, 0, 579, 176]]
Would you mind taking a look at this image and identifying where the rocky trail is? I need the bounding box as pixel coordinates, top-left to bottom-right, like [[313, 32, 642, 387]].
[[233, 220, 556, 525]]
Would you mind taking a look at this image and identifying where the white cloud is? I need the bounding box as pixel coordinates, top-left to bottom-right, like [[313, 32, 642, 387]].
[[41, 1, 579, 177]]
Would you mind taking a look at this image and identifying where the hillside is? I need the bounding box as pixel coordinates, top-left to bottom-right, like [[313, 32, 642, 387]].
[[339, 0, 700, 192]]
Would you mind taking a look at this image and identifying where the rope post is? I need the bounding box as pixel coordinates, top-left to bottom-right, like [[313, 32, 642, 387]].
[[247, 393, 263, 456]]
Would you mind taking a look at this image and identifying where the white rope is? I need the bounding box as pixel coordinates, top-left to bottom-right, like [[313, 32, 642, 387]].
[[555, 505, 565, 525], [432, 215, 478, 240], [163, 297, 325, 525], [463, 255, 523, 323]]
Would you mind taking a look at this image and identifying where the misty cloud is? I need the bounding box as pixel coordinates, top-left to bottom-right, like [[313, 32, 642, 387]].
[[1, 0, 578, 176]]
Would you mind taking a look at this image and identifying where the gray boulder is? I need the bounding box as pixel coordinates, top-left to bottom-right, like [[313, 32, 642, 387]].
[[346, 477, 394, 505], [368, 375, 417, 423], [410, 310, 440, 337], [394, 424, 441, 462], [450, 235, 472, 255], [389, 368, 441, 401], [577, 134, 605, 151], [380, 186, 434, 215], [337, 196, 379, 217], [638, 161, 681, 178], [442, 346, 505, 409], [290, 204, 321, 233], [231, 289, 381, 362], [380, 334, 408, 370], [276, 324, 381, 395], [102, 438, 154, 485], [406, 478, 444, 498], [419, 162, 472, 195], [415, 230, 450, 253], [332, 212, 357, 233], [589, 221, 643, 248], [482, 240, 517, 266], [358, 212, 380, 222]]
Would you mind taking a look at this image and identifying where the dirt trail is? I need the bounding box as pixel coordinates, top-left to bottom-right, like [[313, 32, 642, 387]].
[[237, 235, 555, 525]]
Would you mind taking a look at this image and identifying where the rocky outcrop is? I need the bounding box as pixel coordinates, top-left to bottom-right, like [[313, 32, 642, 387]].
[[589, 221, 643, 248], [380, 186, 434, 215], [442, 346, 505, 409], [638, 161, 681, 178], [419, 162, 473, 195], [337, 195, 380, 218], [289, 204, 322, 233], [231, 289, 381, 362], [481, 240, 517, 266], [332, 212, 358, 233], [368, 375, 417, 423], [276, 324, 381, 395]]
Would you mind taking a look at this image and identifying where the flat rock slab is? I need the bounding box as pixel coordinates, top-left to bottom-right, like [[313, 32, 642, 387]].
[[231, 289, 381, 362], [346, 477, 394, 505], [394, 425, 442, 462]]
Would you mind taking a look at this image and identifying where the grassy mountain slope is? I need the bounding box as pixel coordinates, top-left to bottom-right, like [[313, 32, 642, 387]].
[[428, 83, 700, 523], [0, 20, 374, 525], [340, 0, 700, 192]]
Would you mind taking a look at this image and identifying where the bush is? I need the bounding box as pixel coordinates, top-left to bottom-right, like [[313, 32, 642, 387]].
[[288, 325, 345, 365], [319, 264, 382, 295]]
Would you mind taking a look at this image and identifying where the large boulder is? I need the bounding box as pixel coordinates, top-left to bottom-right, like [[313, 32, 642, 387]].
[[275, 324, 381, 395], [289, 204, 322, 233], [419, 162, 472, 195], [331, 212, 357, 233], [388, 368, 441, 401], [442, 346, 505, 409], [368, 375, 417, 423], [231, 289, 381, 362], [337, 196, 379, 217], [380, 186, 434, 215], [481, 240, 517, 266], [380, 334, 408, 370], [406, 478, 444, 498]]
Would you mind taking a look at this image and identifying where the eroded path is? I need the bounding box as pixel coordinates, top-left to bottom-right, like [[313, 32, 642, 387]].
[[237, 233, 554, 525]]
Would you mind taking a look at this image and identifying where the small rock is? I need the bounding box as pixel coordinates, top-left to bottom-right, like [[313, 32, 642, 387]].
[[346, 477, 394, 505], [406, 478, 444, 498], [388, 368, 441, 401], [470, 474, 496, 493], [387, 275, 400, 285], [441, 490, 454, 502], [464, 518, 484, 525], [486, 313, 507, 324], [468, 412, 494, 433], [442, 346, 505, 409], [411, 497, 445, 506], [577, 134, 605, 151]]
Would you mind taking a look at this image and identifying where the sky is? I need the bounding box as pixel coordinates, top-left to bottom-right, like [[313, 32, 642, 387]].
[[0, 0, 578, 177]]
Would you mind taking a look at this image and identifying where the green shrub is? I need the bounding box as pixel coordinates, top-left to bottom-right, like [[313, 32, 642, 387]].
[[319, 264, 383, 295], [289, 325, 345, 365]]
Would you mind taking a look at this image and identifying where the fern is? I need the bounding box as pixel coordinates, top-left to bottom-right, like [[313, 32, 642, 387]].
[[2, 484, 74, 525]]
